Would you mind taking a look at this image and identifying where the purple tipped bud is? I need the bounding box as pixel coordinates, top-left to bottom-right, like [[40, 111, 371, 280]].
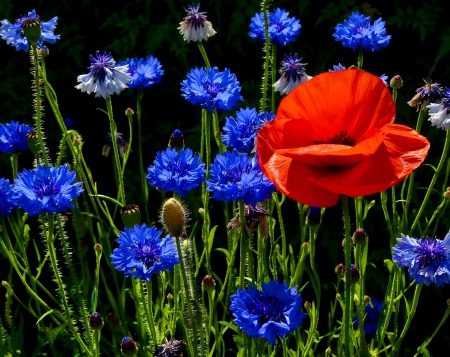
[[121, 337, 138, 357], [89, 312, 104, 330]]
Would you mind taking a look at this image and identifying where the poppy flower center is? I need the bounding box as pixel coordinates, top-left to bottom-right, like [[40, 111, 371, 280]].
[[314, 130, 355, 146], [414, 238, 447, 268]]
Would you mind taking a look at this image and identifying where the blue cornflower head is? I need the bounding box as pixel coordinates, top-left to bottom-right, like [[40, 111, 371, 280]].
[[76, 51, 131, 99], [353, 297, 384, 335], [102, 132, 129, 158], [230, 280, 307, 345], [181, 67, 242, 113], [206, 149, 276, 205], [64, 118, 74, 129], [146, 148, 205, 197], [11, 164, 84, 216], [274, 53, 311, 95], [329, 63, 346, 72], [110, 224, 179, 281], [392, 233, 450, 287], [0, 178, 14, 217], [0, 9, 60, 52], [178, 4, 216, 42], [427, 88, 450, 130], [249, 8, 301, 46], [222, 108, 275, 152], [333, 11, 390, 52], [328, 65, 387, 85], [118, 56, 164, 90], [0, 121, 32, 154]]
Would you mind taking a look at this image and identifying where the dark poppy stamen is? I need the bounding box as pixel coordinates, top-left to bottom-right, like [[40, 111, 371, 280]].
[[315, 130, 355, 146]]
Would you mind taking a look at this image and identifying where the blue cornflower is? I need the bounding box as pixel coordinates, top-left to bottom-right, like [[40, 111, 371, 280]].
[[76, 51, 131, 99], [0, 121, 32, 154], [427, 88, 450, 130], [249, 8, 301, 46], [110, 224, 179, 281], [408, 78, 444, 111], [118, 56, 164, 90], [181, 67, 242, 113], [353, 297, 384, 335], [329, 63, 346, 72], [0, 9, 60, 52], [333, 12, 390, 52], [64, 118, 74, 129], [102, 132, 129, 158], [11, 164, 84, 216], [206, 149, 276, 205], [178, 4, 216, 42], [0, 178, 14, 217], [274, 54, 311, 95], [230, 280, 307, 345], [328, 65, 388, 86], [222, 107, 275, 153], [393, 233, 450, 287], [146, 148, 205, 197]]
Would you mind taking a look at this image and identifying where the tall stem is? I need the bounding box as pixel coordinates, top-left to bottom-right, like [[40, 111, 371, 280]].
[[136, 90, 150, 222], [341, 196, 352, 357]]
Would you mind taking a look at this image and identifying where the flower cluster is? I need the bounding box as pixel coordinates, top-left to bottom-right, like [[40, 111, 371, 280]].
[[111, 224, 179, 281], [0, 121, 32, 154], [11, 164, 84, 216], [206, 149, 276, 205], [118, 56, 164, 90], [393, 233, 450, 287], [333, 11, 390, 52], [146, 148, 205, 197], [273, 53, 311, 95], [178, 4, 216, 42], [222, 107, 275, 153], [427, 88, 450, 130], [0, 9, 60, 51], [76, 51, 131, 99], [230, 280, 307, 345], [249, 8, 301, 46], [181, 67, 242, 112]]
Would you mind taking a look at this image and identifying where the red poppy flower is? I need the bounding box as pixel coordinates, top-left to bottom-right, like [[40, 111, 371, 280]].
[[257, 70, 430, 207]]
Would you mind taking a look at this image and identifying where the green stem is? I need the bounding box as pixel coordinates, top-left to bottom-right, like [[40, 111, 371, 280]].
[[357, 48, 363, 69], [388, 284, 422, 357], [260, 0, 271, 112], [136, 90, 150, 222], [239, 200, 248, 289], [93, 245, 102, 313], [198, 42, 211, 68], [273, 193, 287, 279], [94, 330, 100, 357], [410, 129, 450, 235], [271, 45, 277, 113], [341, 196, 352, 357], [32, 45, 48, 166], [10, 154, 18, 178], [145, 280, 158, 346], [105, 97, 126, 205]]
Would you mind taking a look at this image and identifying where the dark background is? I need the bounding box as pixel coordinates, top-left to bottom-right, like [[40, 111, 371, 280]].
[[1, 0, 450, 355]]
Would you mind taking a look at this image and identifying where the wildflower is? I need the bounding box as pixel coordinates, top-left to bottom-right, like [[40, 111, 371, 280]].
[[11, 164, 84, 216], [257, 70, 429, 207], [75, 51, 131, 99], [102, 132, 129, 158], [154, 338, 186, 357], [390, 75, 403, 90], [64, 118, 74, 129], [0, 9, 60, 52], [118, 56, 164, 90], [249, 8, 301, 46], [427, 88, 450, 130], [0, 178, 14, 217], [0, 121, 32, 154], [274, 54, 311, 95], [202, 275, 216, 292], [181, 67, 242, 113], [178, 4, 216, 42], [89, 312, 104, 330], [392, 233, 450, 287], [146, 148, 205, 197], [332, 11, 390, 52], [408, 78, 443, 110], [168, 129, 184, 150], [121, 337, 138, 357], [111, 224, 179, 281], [206, 149, 276, 205], [230, 280, 307, 345], [353, 297, 384, 335], [329, 63, 346, 72], [222, 107, 274, 152], [227, 203, 269, 237]]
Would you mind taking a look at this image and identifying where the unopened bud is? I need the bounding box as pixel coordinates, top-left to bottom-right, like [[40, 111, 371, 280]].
[[94, 243, 102, 253], [89, 312, 104, 330], [22, 18, 41, 46], [106, 313, 120, 327], [352, 228, 366, 245], [349, 264, 360, 283], [121, 337, 138, 357], [125, 108, 134, 117], [167, 293, 173, 300], [26, 128, 39, 154], [325, 347, 332, 357], [304, 301, 311, 314], [215, 130, 222, 138], [120, 204, 141, 228], [342, 237, 354, 247], [390, 75, 403, 90], [168, 129, 184, 151], [444, 187, 450, 199], [335, 263, 345, 274], [302, 242, 309, 250], [161, 198, 187, 237], [306, 206, 321, 228], [364, 295, 371, 304], [202, 275, 216, 292]]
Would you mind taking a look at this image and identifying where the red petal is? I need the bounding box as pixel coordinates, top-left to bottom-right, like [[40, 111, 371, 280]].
[[276, 70, 396, 143]]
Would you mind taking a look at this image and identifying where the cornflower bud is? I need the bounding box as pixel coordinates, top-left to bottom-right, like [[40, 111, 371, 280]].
[[352, 228, 367, 245], [390, 75, 403, 89], [202, 275, 216, 292], [121, 337, 138, 357], [89, 312, 104, 330]]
